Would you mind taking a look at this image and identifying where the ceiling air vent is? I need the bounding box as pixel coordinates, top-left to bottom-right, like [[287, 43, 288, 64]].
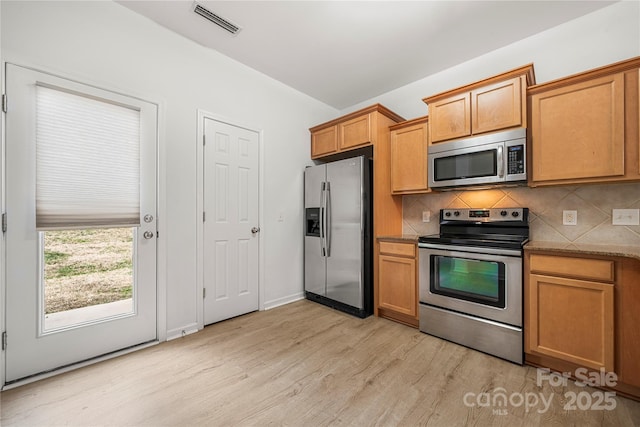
[[193, 2, 242, 35]]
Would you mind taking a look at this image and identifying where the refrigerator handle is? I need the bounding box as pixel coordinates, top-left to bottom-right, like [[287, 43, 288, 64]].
[[325, 182, 331, 257], [320, 182, 326, 257]]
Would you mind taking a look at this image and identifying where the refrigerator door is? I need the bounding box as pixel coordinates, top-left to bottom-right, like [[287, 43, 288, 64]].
[[304, 164, 326, 297], [325, 157, 365, 309]]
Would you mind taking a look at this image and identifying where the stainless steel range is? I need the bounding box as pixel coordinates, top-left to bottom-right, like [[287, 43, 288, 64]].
[[418, 208, 529, 364]]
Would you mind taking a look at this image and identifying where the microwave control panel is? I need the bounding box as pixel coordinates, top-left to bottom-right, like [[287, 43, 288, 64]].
[[507, 144, 525, 175]]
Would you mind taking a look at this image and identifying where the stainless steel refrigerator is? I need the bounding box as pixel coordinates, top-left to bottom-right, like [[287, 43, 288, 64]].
[[304, 156, 372, 318]]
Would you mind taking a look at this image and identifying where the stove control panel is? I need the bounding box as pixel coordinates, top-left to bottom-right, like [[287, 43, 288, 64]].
[[441, 208, 527, 222]]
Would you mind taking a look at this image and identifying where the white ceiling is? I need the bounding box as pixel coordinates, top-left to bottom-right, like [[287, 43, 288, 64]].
[[117, 1, 617, 109]]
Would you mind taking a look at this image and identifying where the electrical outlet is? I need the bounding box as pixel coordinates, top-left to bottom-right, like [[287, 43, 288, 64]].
[[563, 210, 577, 226], [612, 208, 640, 225], [422, 210, 431, 223]]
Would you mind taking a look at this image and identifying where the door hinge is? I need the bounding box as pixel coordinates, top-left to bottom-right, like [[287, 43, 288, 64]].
[[203, 288, 206, 299], [2, 213, 6, 233], [2, 94, 7, 113], [2, 332, 7, 351], [203, 135, 206, 146], [203, 212, 206, 222]]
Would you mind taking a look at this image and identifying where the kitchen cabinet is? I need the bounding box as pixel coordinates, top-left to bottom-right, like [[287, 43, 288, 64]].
[[528, 56, 640, 186], [524, 249, 640, 401], [526, 253, 614, 371], [377, 240, 418, 328], [309, 104, 403, 159], [310, 125, 338, 158], [390, 116, 429, 194], [616, 257, 640, 397], [424, 64, 535, 144]]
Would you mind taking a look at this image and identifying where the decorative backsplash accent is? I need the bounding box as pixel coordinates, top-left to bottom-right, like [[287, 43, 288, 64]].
[[403, 182, 640, 246]]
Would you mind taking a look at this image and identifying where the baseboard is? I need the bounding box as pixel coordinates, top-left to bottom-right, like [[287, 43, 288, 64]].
[[263, 292, 304, 310], [166, 323, 199, 341]]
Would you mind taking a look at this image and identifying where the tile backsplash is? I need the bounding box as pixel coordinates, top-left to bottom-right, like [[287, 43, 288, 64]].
[[403, 182, 640, 246]]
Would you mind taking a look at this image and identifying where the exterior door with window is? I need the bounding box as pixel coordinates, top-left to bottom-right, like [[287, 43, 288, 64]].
[[4, 64, 158, 383]]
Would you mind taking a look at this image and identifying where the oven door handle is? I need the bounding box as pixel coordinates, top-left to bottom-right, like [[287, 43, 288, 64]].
[[418, 243, 522, 257]]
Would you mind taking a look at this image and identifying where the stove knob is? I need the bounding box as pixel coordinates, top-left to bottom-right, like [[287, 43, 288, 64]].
[[500, 210, 508, 217], [512, 211, 520, 218], [453, 211, 460, 217], [445, 211, 452, 217]]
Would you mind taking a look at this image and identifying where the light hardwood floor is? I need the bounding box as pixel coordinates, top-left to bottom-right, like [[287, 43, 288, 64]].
[[2, 300, 639, 426]]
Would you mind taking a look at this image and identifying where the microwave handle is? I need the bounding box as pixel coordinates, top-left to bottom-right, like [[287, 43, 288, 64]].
[[497, 146, 505, 178]]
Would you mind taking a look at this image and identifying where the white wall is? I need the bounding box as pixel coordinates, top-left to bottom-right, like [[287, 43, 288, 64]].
[[343, 1, 640, 119], [1, 1, 337, 338]]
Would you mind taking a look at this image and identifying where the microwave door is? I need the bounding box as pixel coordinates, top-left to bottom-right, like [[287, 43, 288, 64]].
[[429, 141, 505, 188]]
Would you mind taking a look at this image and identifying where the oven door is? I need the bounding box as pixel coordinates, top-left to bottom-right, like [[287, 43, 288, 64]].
[[418, 244, 522, 327]]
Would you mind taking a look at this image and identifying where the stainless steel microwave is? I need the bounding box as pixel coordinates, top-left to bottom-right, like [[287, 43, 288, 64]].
[[428, 128, 526, 189]]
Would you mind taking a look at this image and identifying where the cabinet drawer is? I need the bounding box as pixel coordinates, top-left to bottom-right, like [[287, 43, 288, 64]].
[[529, 254, 614, 282], [379, 241, 415, 257]]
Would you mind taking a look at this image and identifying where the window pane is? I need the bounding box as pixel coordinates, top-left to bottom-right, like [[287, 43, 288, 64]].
[[43, 228, 135, 331]]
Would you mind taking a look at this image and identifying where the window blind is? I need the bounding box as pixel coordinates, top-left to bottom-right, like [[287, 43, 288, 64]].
[[36, 84, 141, 230]]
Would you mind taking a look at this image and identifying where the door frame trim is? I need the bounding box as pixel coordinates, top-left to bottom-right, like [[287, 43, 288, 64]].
[[195, 110, 264, 331]]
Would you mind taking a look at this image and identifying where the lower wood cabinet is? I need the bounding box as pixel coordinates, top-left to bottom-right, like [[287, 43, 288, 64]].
[[377, 240, 418, 328], [527, 273, 614, 371], [525, 250, 640, 400]]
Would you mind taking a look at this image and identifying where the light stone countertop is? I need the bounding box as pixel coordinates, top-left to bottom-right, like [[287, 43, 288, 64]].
[[376, 236, 640, 262], [525, 241, 640, 261], [377, 235, 419, 244]]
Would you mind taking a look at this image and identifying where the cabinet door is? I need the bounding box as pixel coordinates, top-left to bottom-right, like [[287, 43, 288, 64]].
[[339, 113, 372, 150], [471, 76, 523, 134], [378, 255, 416, 317], [617, 259, 640, 388], [527, 274, 614, 371], [311, 126, 338, 158], [530, 73, 625, 183], [428, 93, 471, 143], [391, 123, 428, 194]]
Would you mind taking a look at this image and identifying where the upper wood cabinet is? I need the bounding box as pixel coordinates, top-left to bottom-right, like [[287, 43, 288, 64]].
[[339, 113, 371, 151], [390, 116, 429, 194], [310, 125, 338, 158], [472, 76, 523, 134], [528, 57, 640, 186], [428, 93, 471, 142], [424, 64, 535, 144], [309, 104, 404, 160]]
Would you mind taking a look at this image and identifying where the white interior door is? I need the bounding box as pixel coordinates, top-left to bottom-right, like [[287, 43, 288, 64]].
[[4, 64, 157, 383], [203, 118, 259, 325]]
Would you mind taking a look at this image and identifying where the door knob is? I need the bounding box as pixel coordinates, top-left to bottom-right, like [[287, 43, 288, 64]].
[[251, 227, 260, 234], [143, 231, 155, 239]]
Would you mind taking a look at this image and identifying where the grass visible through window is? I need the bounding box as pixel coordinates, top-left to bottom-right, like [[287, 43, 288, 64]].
[[44, 228, 134, 314]]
